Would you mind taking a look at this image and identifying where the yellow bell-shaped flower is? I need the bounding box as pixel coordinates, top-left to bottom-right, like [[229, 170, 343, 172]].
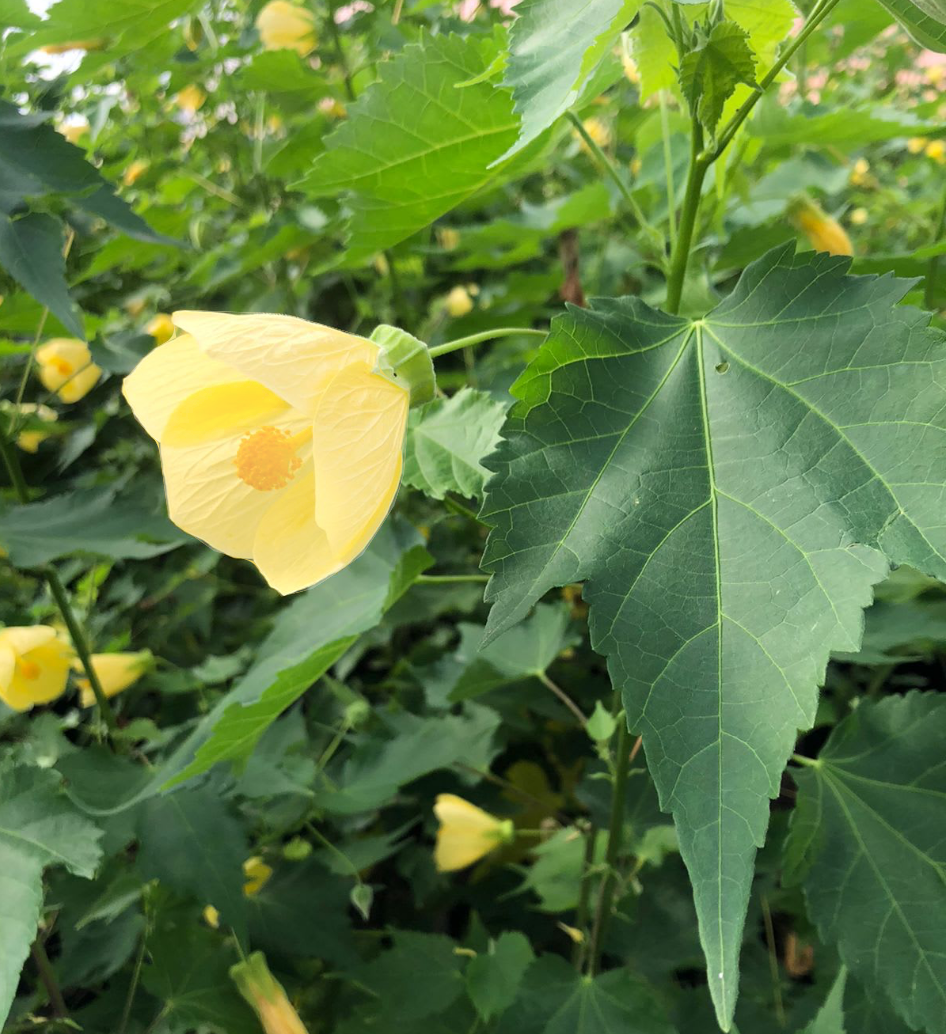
[[122, 312, 414, 595], [122, 158, 149, 186], [433, 794, 514, 872], [36, 339, 101, 403], [75, 650, 151, 707], [7, 402, 58, 453], [243, 855, 273, 896], [145, 313, 175, 345], [256, 1, 318, 57], [231, 951, 310, 1034], [0, 626, 74, 712], [175, 83, 206, 112], [787, 196, 853, 258]]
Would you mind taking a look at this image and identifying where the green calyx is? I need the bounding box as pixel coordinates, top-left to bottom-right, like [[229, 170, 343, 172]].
[[371, 324, 436, 406]]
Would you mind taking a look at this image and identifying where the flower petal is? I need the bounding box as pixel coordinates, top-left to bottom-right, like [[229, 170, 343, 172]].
[[162, 381, 292, 448], [123, 333, 244, 442], [252, 472, 344, 594], [172, 311, 379, 416], [311, 365, 409, 561], [0, 625, 59, 655], [0, 643, 15, 699]]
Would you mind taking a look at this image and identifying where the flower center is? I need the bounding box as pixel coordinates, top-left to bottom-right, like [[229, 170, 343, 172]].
[[233, 425, 310, 491], [52, 358, 73, 377], [17, 658, 41, 680]]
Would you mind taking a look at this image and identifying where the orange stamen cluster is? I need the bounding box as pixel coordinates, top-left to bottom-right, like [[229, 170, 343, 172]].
[[17, 658, 41, 680], [234, 425, 302, 491], [52, 358, 73, 376]]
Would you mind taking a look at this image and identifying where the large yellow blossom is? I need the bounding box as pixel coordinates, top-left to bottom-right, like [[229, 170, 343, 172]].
[[0, 626, 74, 712], [122, 312, 412, 594], [36, 339, 101, 403], [75, 650, 151, 708], [231, 951, 310, 1034], [433, 794, 514, 872], [256, 1, 318, 57]]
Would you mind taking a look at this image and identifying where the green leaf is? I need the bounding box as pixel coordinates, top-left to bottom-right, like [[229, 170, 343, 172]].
[[497, 0, 641, 161], [403, 388, 507, 500], [875, 0, 946, 50], [679, 21, 757, 137], [786, 693, 946, 1033], [0, 213, 83, 338], [0, 766, 103, 1030], [296, 34, 521, 262], [480, 243, 946, 1027], [749, 96, 939, 147], [801, 968, 846, 1034], [494, 954, 676, 1034], [466, 932, 535, 1022], [0, 490, 186, 566], [0, 0, 40, 29], [137, 787, 249, 941], [161, 521, 431, 788]]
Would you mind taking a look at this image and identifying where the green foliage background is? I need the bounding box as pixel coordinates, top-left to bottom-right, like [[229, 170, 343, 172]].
[[1, 0, 946, 1032]]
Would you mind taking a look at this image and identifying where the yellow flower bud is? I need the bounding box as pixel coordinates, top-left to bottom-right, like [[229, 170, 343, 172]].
[[75, 650, 152, 707], [175, 84, 206, 112], [256, 1, 318, 57], [907, 137, 928, 154], [59, 118, 89, 145], [8, 402, 58, 454], [231, 952, 310, 1034], [243, 856, 273, 896], [926, 139, 946, 164], [125, 296, 147, 318], [0, 626, 74, 712], [204, 904, 220, 928], [576, 117, 612, 153], [849, 157, 870, 186], [557, 922, 585, 944], [433, 794, 514, 872], [787, 196, 853, 258], [145, 313, 175, 345], [621, 52, 640, 84], [850, 207, 869, 226], [41, 39, 106, 54], [122, 159, 149, 187], [36, 339, 101, 404], [436, 227, 460, 251], [445, 285, 474, 318]]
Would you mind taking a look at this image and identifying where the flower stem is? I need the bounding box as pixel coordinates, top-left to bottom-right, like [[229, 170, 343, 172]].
[[31, 939, 67, 1017], [0, 429, 119, 736], [537, 670, 587, 727], [416, 573, 489, 584], [428, 327, 546, 359]]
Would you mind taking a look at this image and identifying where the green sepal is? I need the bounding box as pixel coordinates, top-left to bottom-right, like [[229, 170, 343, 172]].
[[370, 324, 436, 406], [229, 950, 282, 1006]]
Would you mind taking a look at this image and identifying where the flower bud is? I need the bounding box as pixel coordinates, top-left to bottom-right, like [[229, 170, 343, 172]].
[[445, 285, 474, 318], [256, 1, 318, 57], [231, 952, 310, 1034], [787, 196, 853, 257], [145, 313, 175, 345]]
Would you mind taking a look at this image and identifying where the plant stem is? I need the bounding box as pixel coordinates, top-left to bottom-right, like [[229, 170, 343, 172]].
[[537, 670, 587, 726], [586, 720, 631, 974], [119, 934, 147, 1034], [665, 118, 709, 315], [572, 824, 597, 969], [761, 894, 786, 1027], [442, 495, 480, 521], [31, 940, 67, 1017], [791, 752, 820, 768], [428, 327, 546, 359], [0, 430, 119, 735], [659, 91, 678, 250], [925, 179, 946, 311], [565, 110, 664, 255], [416, 573, 489, 584], [326, 0, 356, 101]]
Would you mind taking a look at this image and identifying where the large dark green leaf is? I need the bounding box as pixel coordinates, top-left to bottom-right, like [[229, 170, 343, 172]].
[[0, 766, 102, 1029], [480, 244, 946, 1027], [786, 693, 946, 1034]]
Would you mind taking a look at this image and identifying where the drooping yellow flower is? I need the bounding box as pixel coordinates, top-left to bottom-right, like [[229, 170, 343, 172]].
[[122, 312, 414, 594], [926, 139, 946, 164], [849, 157, 871, 186], [8, 402, 58, 453], [59, 118, 89, 145], [256, 1, 318, 57], [231, 952, 310, 1034], [0, 627, 74, 712], [576, 117, 612, 153], [122, 159, 149, 187], [36, 339, 101, 403], [787, 196, 853, 257], [145, 313, 175, 345], [175, 83, 206, 112], [75, 650, 151, 708], [433, 794, 514, 872], [243, 856, 273, 896], [907, 136, 927, 154], [445, 286, 474, 318]]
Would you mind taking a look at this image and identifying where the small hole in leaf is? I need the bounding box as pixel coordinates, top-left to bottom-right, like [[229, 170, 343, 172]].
[[715, 362, 729, 374]]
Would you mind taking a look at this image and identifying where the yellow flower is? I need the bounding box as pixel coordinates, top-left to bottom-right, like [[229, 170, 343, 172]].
[[203, 904, 220, 928], [231, 952, 310, 1034], [445, 286, 474, 318], [146, 313, 175, 345], [0, 627, 74, 712], [59, 118, 89, 145], [75, 650, 151, 708], [433, 794, 514, 872], [317, 97, 347, 119], [907, 136, 928, 154], [849, 157, 870, 186], [10, 402, 58, 453], [175, 84, 206, 112], [576, 117, 612, 153], [436, 228, 460, 251], [122, 312, 411, 595], [621, 52, 640, 84], [787, 196, 853, 257], [243, 856, 273, 896], [122, 159, 149, 187], [926, 139, 946, 164], [41, 39, 106, 54], [36, 339, 101, 403], [850, 207, 869, 226], [256, 1, 318, 57]]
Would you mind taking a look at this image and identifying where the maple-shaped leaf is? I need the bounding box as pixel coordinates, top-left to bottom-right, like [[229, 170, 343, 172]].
[[480, 244, 946, 1027], [679, 20, 757, 137]]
